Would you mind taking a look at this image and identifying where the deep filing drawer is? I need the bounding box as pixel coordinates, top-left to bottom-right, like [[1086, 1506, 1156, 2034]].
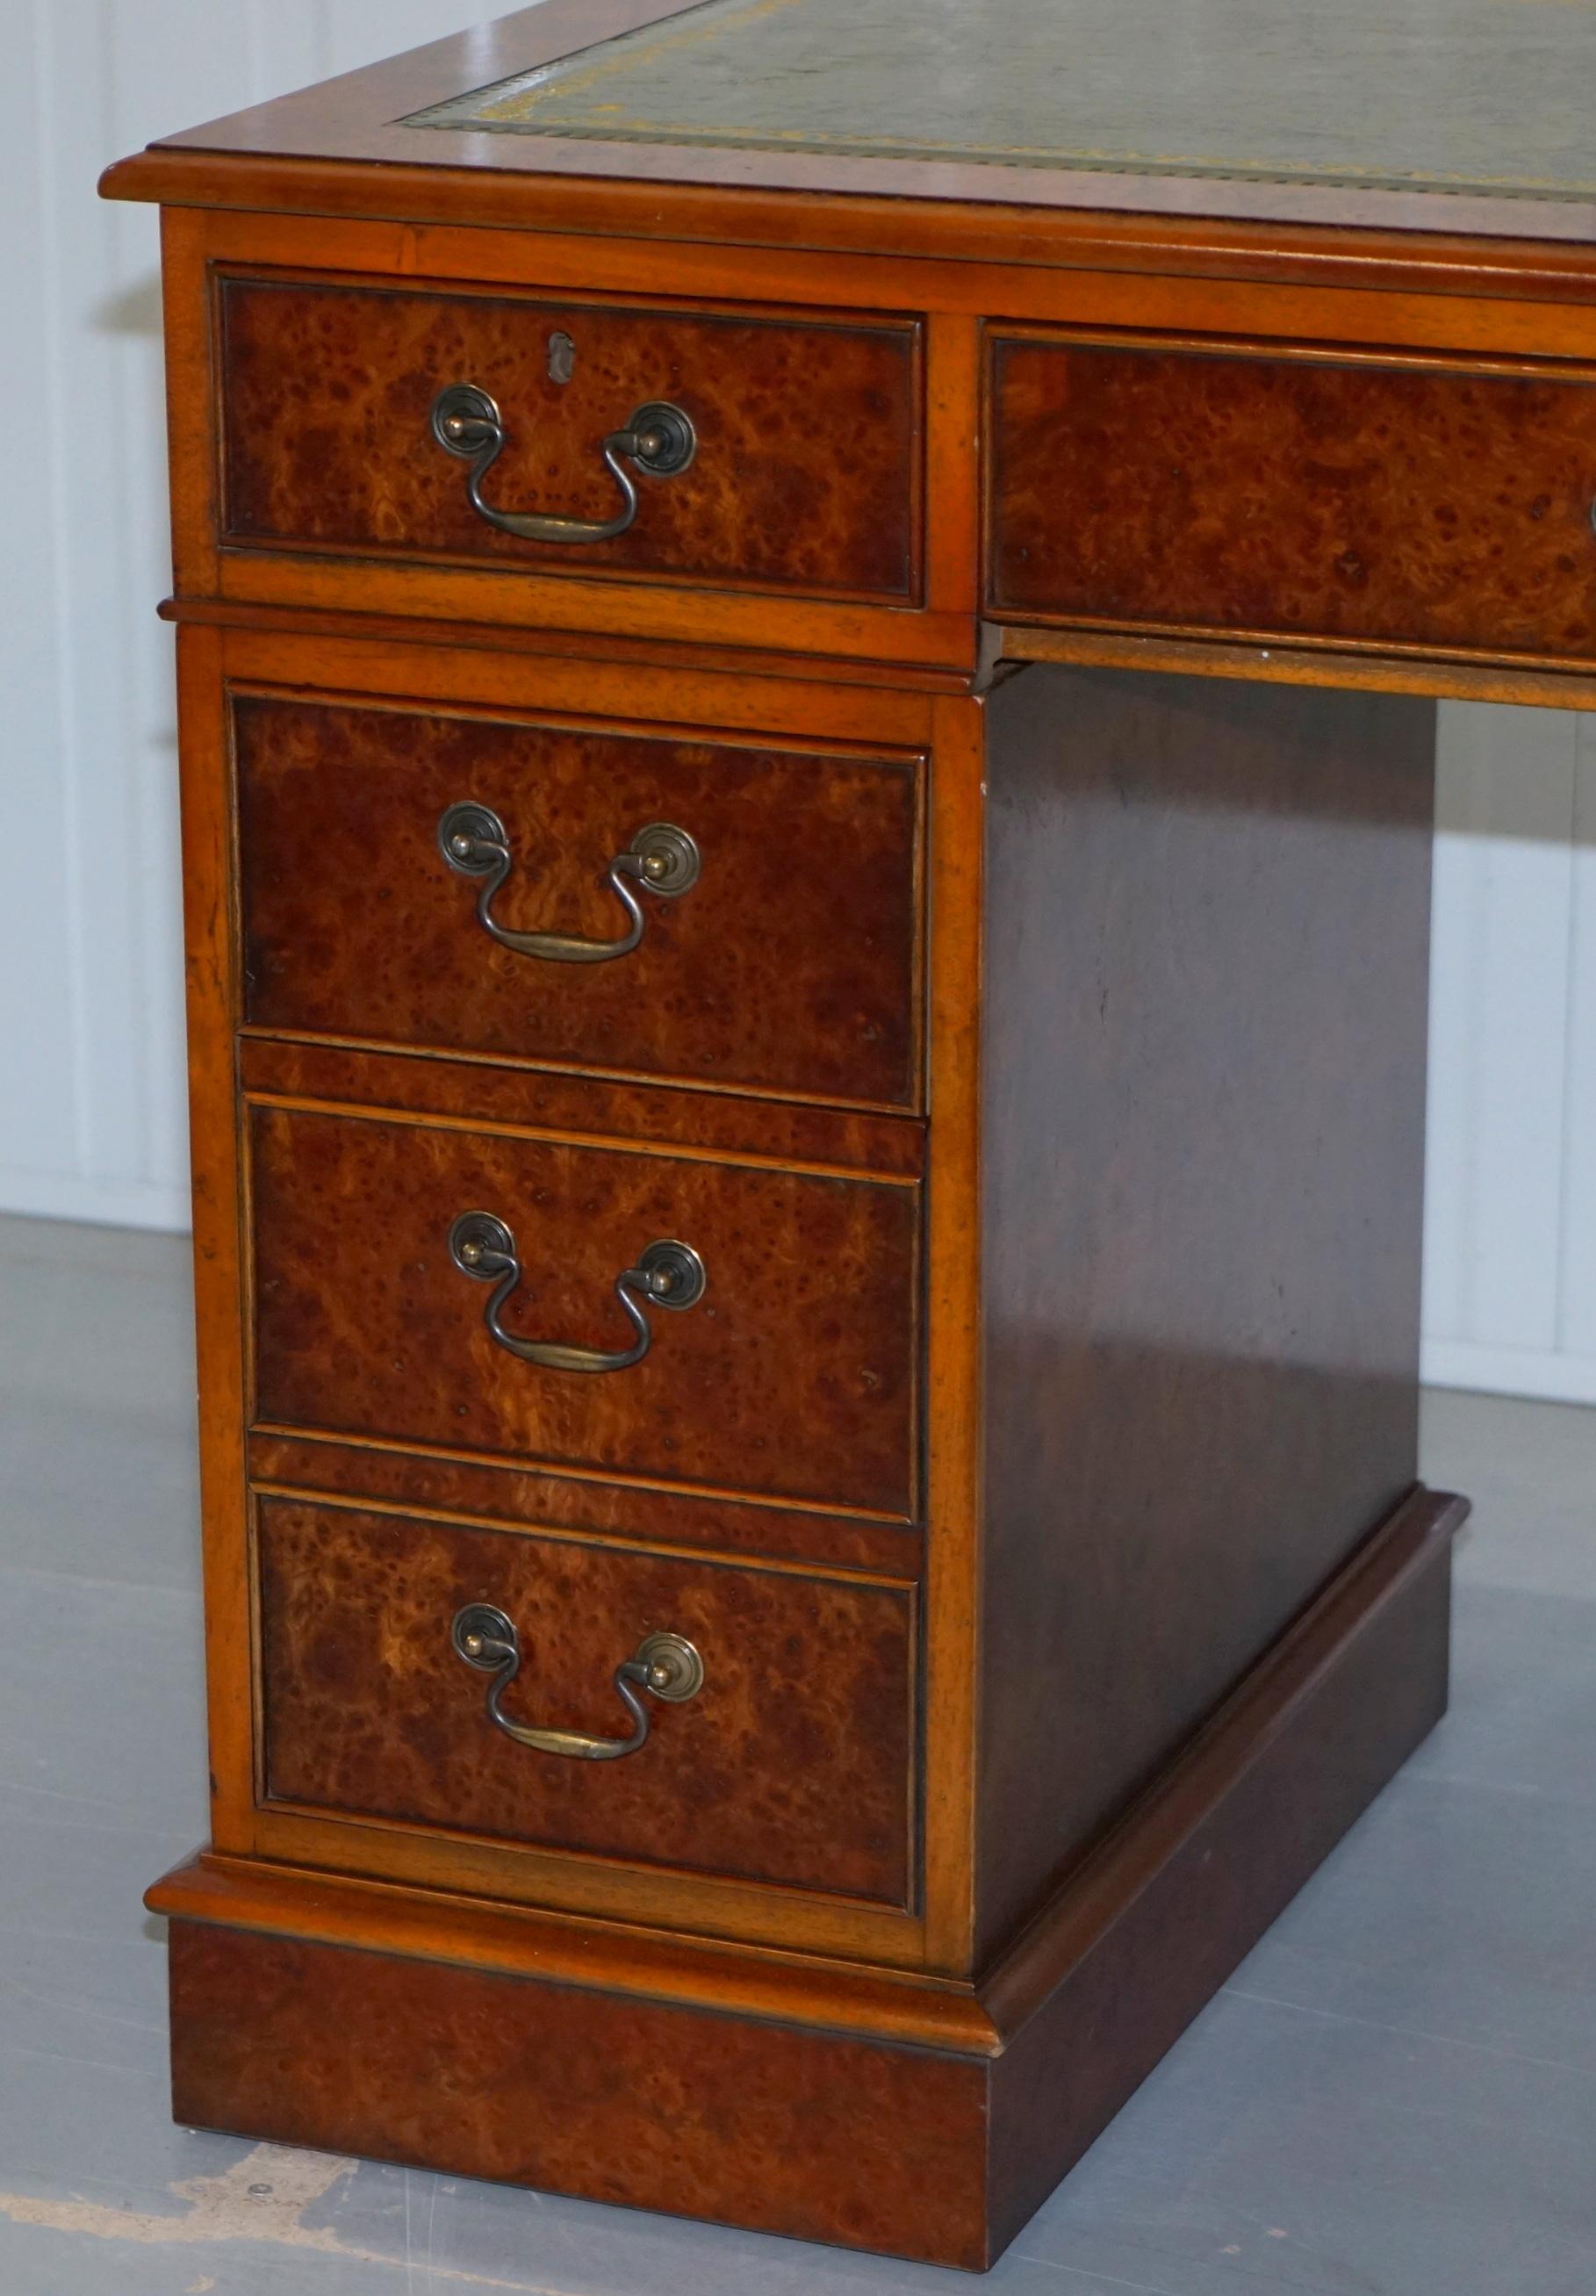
[[988, 333, 1596, 660], [248, 1105, 918, 1516], [257, 1497, 915, 1904], [236, 692, 923, 1109], [219, 277, 922, 603]]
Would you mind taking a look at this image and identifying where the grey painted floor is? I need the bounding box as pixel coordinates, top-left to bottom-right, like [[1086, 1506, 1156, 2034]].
[[2, 1211, 1593, 2296]]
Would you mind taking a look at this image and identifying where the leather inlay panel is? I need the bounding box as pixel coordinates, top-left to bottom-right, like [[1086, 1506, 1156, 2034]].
[[248, 1105, 917, 1515], [989, 336, 1596, 659], [258, 1496, 915, 1903], [236, 694, 921, 1108], [407, 0, 1596, 206], [220, 277, 920, 602]]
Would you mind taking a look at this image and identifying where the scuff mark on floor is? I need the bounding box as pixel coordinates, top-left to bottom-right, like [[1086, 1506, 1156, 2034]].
[[0, 2144, 354, 2253], [0, 2142, 544, 2287]]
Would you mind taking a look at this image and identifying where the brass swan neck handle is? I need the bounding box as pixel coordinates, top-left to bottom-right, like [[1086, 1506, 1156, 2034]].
[[448, 1211, 707, 1376], [438, 803, 700, 967], [429, 382, 696, 545], [451, 1604, 704, 1762]]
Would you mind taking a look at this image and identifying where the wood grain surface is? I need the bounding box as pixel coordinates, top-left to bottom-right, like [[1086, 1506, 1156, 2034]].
[[989, 335, 1596, 659], [220, 277, 921, 603], [236, 692, 922, 1107], [248, 1105, 919, 1515], [239, 1039, 926, 1183], [974, 662, 1435, 1953], [258, 1496, 914, 1902], [247, 1429, 923, 1575], [168, 1918, 991, 2266]]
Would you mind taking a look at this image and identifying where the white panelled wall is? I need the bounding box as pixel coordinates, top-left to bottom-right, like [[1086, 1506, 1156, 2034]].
[[1426, 704, 1596, 1401], [3, 3, 1593, 1402], [0, 0, 497, 1228]]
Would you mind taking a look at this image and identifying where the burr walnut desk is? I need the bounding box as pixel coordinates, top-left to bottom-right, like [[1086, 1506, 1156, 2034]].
[[101, 0, 1596, 2265]]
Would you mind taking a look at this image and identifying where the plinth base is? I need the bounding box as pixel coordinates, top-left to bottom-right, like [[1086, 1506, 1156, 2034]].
[[150, 1486, 1459, 2271]]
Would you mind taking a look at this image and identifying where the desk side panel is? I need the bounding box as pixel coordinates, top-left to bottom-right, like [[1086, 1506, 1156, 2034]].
[[976, 664, 1434, 1959]]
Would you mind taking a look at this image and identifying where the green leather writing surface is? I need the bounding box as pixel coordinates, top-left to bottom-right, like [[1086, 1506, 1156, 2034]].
[[406, 0, 1596, 201]]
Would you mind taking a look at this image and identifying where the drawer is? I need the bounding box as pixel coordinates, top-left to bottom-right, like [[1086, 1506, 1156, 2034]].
[[989, 334, 1596, 659], [249, 1106, 917, 1516], [219, 276, 921, 603], [257, 1497, 915, 1904], [236, 692, 922, 1109]]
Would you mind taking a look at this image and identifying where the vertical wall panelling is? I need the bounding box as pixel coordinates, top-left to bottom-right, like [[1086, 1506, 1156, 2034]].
[[1, 0, 82, 1195], [325, 0, 496, 74], [1561, 726, 1596, 1369], [1422, 703, 1596, 1403], [1419, 712, 1482, 1353], [3, 2, 1593, 1401], [244, 1, 330, 104], [0, 0, 493, 1230]]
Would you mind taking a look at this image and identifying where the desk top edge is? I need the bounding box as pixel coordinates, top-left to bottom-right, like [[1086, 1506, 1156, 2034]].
[[97, 0, 1596, 256]]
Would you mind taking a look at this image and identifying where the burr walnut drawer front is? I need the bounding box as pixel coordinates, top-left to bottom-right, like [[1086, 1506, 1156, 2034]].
[[248, 1105, 918, 1517], [989, 334, 1596, 659], [236, 693, 922, 1110], [219, 277, 921, 603], [257, 1497, 915, 1905]]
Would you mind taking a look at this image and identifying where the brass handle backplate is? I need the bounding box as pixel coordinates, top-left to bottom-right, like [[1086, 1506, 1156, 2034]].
[[430, 382, 696, 544], [438, 803, 700, 965], [451, 1604, 704, 1761], [449, 1211, 706, 1375]]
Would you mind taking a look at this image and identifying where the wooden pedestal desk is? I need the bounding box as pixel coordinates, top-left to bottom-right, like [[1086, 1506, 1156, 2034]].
[[101, 0, 1596, 2265]]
